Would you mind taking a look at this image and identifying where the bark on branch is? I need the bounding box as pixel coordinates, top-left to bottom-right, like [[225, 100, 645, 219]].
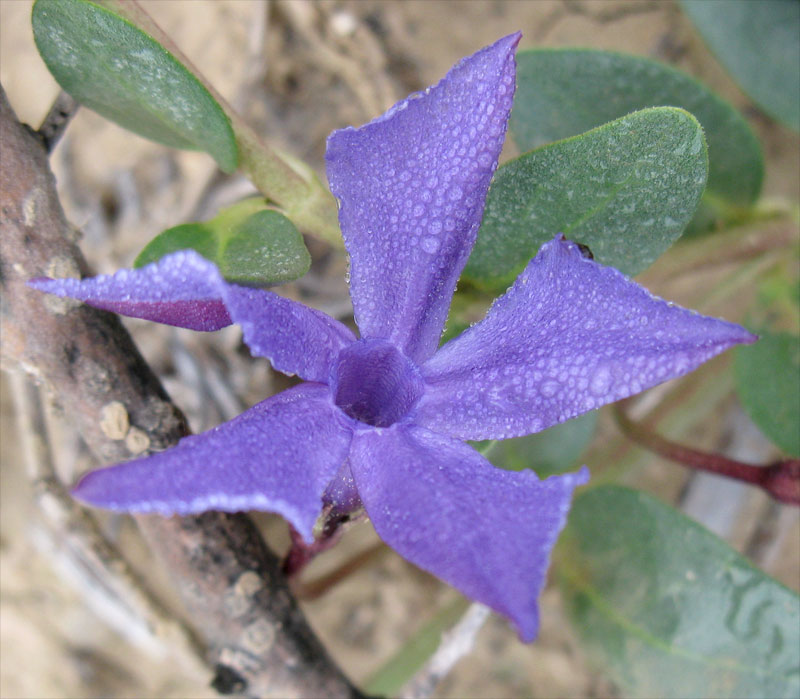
[[0, 85, 361, 699]]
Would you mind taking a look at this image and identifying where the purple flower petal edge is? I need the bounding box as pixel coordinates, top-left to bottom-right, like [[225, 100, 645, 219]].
[[414, 235, 757, 440], [29, 251, 355, 383], [326, 33, 520, 364], [72, 384, 353, 542], [29, 251, 232, 330], [349, 423, 589, 641]]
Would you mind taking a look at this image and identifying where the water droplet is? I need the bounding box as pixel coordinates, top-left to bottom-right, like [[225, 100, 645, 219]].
[[540, 381, 559, 398], [590, 366, 611, 396], [421, 237, 439, 254]]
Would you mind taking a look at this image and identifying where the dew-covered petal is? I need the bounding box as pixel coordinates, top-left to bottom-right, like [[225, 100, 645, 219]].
[[223, 284, 356, 382], [349, 424, 589, 641], [326, 33, 519, 364], [415, 235, 757, 440], [29, 251, 232, 330], [30, 250, 355, 383], [72, 384, 352, 542]]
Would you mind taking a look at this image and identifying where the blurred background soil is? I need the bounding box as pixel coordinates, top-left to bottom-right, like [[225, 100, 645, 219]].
[[1, 1, 798, 697]]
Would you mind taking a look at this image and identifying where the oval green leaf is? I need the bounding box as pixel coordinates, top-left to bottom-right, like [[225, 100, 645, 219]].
[[135, 199, 311, 287], [466, 107, 707, 288], [681, 0, 800, 132], [32, 0, 237, 172], [560, 485, 800, 699], [735, 332, 800, 457], [511, 48, 763, 208]]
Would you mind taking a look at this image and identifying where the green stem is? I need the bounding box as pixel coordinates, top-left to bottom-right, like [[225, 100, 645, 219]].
[[105, 0, 342, 245]]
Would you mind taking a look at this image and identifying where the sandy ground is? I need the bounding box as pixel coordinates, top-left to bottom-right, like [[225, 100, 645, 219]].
[[1, 1, 798, 697]]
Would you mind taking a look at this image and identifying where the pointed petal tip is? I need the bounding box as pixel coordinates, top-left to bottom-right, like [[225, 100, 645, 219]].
[[571, 464, 591, 487], [70, 468, 173, 516], [474, 31, 521, 59], [71, 467, 318, 542], [464, 30, 521, 77], [543, 232, 758, 349], [326, 31, 521, 148], [70, 471, 100, 506], [515, 618, 538, 644], [27, 276, 75, 296], [741, 330, 759, 345], [497, 30, 522, 50]]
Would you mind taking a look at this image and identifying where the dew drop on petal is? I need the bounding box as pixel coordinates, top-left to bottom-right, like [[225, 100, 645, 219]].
[[421, 237, 440, 254], [540, 380, 559, 398], [590, 366, 612, 396]]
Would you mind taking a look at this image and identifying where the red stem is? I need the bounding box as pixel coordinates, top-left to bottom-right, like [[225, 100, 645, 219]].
[[282, 508, 353, 578], [293, 542, 386, 601], [614, 404, 800, 506]]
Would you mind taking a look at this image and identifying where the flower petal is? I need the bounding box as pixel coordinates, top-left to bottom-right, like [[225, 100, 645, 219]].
[[30, 250, 355, 383], [415, 235, 757, 440], [72, 383, 352, 542], [326, 33, 519, 363], [349, 424, 588, 641], [30, 250, 232, 330]]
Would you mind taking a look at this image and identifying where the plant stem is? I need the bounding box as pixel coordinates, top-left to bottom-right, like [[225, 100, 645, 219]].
[[106, 0, 342, 245], [282, 508, 354, 578], [614, 402, 800, 506], [293, 542, 387, 601], [399, 603, 491, 699], [37, 90, 78, 152]]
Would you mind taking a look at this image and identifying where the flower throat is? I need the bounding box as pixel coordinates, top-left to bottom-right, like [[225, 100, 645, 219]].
[[332, 339, 423, 427]]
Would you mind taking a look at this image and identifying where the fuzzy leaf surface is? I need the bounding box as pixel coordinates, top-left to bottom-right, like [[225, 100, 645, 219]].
[[32, 0, 237, 171], [510, 48, 762, 207], [135, 199, 310, 286], [466, 107, 707, 288]]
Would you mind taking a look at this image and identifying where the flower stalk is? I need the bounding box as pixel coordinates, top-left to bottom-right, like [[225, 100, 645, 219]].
[[283, 508, 355, 578]]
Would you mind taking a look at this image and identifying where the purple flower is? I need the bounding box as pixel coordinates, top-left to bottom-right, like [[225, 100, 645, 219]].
[[30, 34, 755, 641]]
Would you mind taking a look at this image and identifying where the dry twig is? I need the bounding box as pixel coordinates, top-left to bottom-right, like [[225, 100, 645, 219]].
[[0, 84, 362, 698], [37, 89, 78, 152], [399, 603, 491, 699], [9, 370, 208, 671]]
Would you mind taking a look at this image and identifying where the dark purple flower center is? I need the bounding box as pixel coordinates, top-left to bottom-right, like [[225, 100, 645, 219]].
[[332, 339, 423, 427]]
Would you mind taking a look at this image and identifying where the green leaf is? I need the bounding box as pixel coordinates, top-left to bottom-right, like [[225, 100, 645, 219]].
[[735, 332, 800, 457], [135, 199, 311, 286], [32, 0, 237, 172], [482, 412, 597, 479], [681, 0, 800, 132], [511, 48, 763, 208], [466, 107, 707, 288], [365, 598, 469, 697], [560, 485, 800, 699]]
